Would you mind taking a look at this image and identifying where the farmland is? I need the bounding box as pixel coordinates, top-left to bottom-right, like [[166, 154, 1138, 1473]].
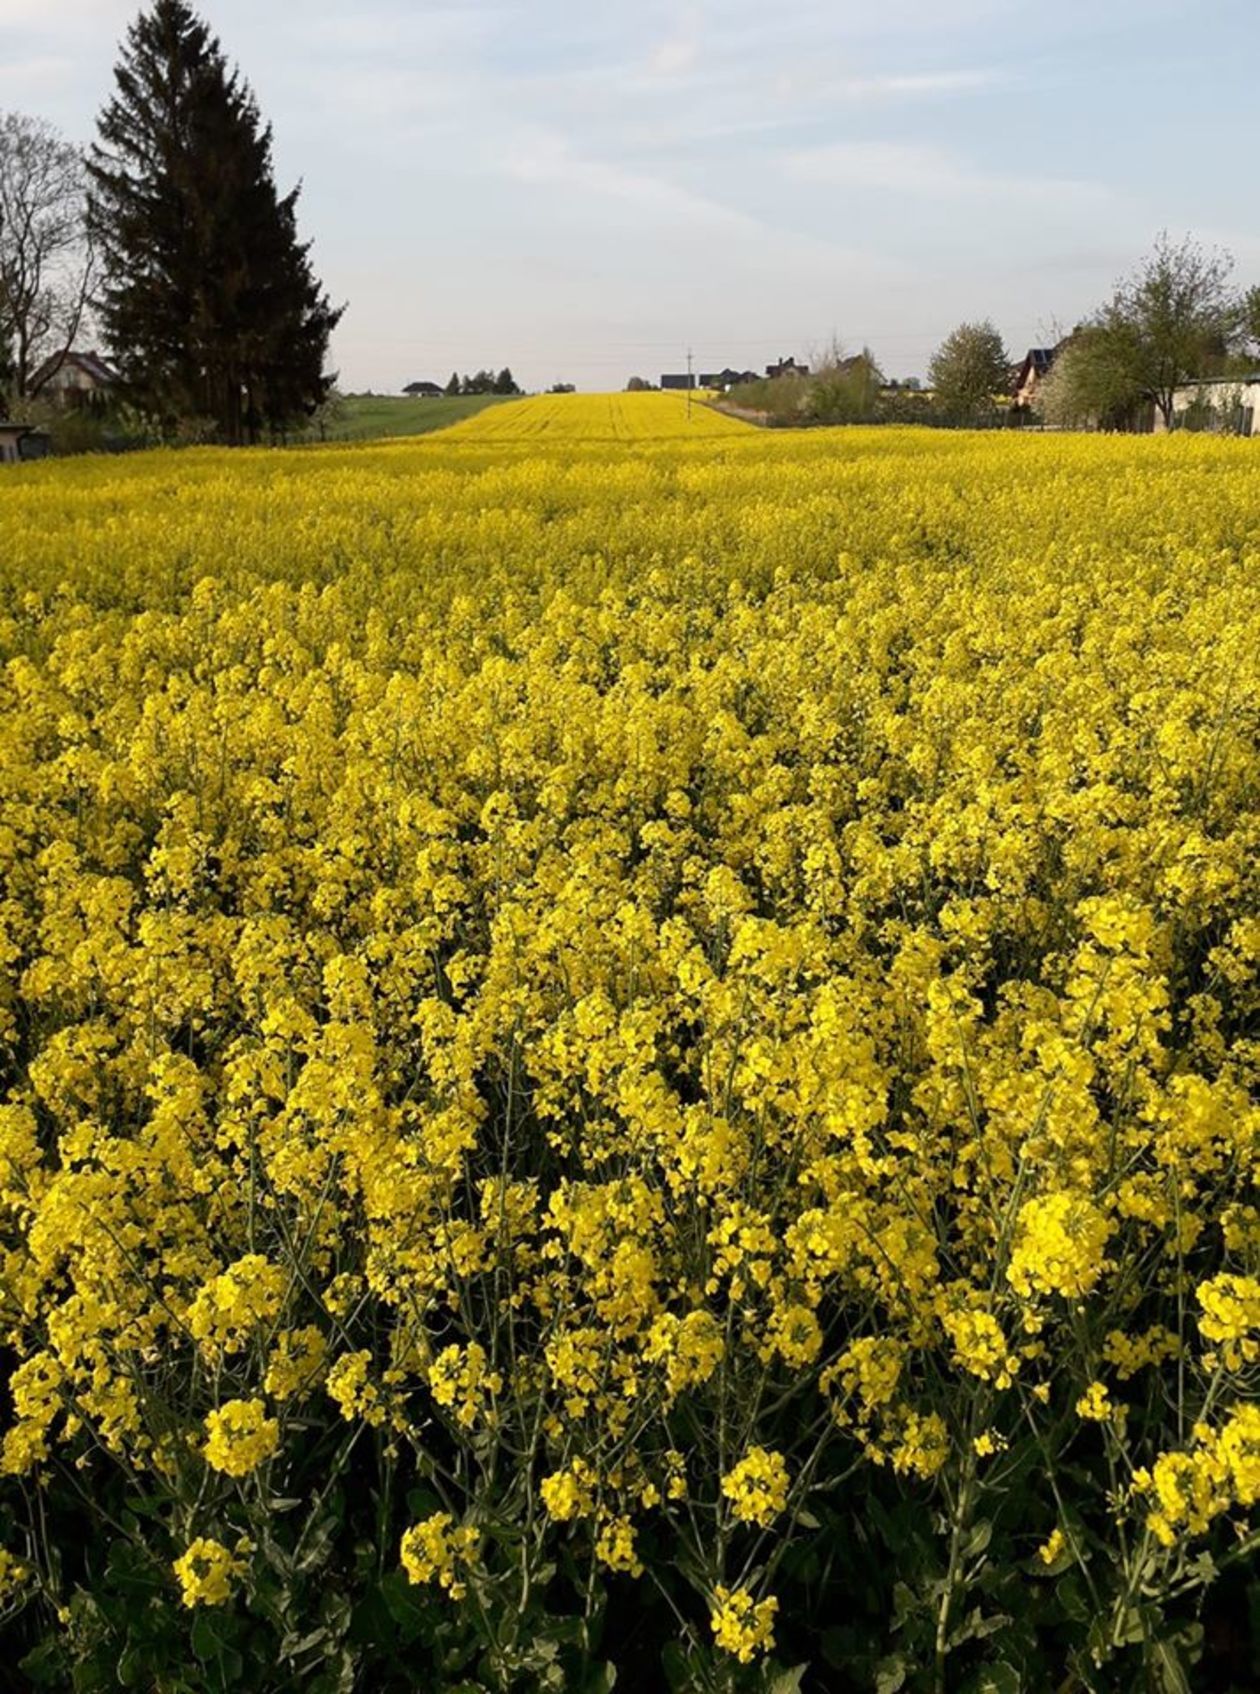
[[0, 393, 1257, 1692], [298, 391, 509, 443]]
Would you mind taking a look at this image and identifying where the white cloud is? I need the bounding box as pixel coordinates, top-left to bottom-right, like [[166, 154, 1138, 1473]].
[[503, 127, 765, 235], [0, 52, 73, 97], [649, 36, 699, 76], [644, 2, 704, 80], [827, 68, 1004, 99], [0, 0, 121, 20], [784, 141, 1106, 204]]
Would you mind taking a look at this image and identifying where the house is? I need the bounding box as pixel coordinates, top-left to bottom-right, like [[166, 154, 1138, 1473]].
[[660, 372, 697, 390], [31, 348, 120, 407], [699, 368, 760, 392], [1157, 375, 1260, 436], [1010, 347, 1060, 412], [766, 356, 809, 380], [0, 422, 51, 463], [403, 380, 444, 398]]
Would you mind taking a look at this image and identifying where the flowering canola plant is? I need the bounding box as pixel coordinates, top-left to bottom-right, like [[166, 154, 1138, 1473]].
[[0, 392, 1256, 1690]]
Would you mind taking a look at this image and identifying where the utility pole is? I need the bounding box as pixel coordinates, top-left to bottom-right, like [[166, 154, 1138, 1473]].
[[686, 348, 693, 421]]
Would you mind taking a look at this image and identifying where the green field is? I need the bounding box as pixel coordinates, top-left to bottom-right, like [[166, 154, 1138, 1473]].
[[303, 391, 512, 442]]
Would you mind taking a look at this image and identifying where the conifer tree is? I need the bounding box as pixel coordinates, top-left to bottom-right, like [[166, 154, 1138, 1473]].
[[88, 0, 342, 442]]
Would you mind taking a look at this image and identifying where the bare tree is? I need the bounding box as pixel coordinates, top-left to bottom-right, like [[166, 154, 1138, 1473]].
[[0, 111, 95, 403]]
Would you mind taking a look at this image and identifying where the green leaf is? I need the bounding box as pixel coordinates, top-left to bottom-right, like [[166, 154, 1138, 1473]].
[[964, 1520, 993, 1561], [281, 1626, 329, 1658], [1111, 1603, 1148, 1647], [891, 1582, 919, 1630], [308, 1649, 357, 1694], [294, 1512, 339, 1574], [1150, 1638, 1191, 1694], [189, 1611, 225, 1663], [405, 1484, 441, 1517], [1057, 1575, 1090, 1623], [769, 1666, 808, 1694], [875, 1653, 907, 1693], [116, 1645, 146, 1688], [662, 1641, 704, 1692], [974, 1664, 1020, 1694], [19, 1639, 71, 1690], [1186, 1551, 1216, 1589], [189, 1607, 244, 1682], [1029, 1541, 1074, 1578], [948, 1606, 1011, 1649]]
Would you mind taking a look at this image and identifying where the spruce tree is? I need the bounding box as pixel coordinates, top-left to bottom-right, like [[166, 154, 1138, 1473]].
[[88, 0, 342, 443]]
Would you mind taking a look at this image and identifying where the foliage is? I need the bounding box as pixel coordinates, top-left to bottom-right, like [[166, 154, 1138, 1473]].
[[0, 110, 94, 404], [720, 372, 812, 423], [928, 322, 1009, 423], [802, 348, 884, 425], [1240, 286, 1260, 361], [1094, 234, 1238, 428], [445, 369, 524, 396], [1037, 330, 1148, 432], [0, 395, 1257, 1693], [11, 389, 149, 455], [87, 0, 342, 444]]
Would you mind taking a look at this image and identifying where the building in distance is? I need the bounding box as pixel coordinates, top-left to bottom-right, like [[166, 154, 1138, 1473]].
[[765, 355, 809, 380], [30, 349, 121, 408], [0, 421, 52, 463], [1010, 346, 1061, 413]]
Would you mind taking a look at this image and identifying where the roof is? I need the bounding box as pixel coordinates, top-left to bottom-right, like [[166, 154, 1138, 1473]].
[[699, 368, 759, 386], [1177, 373, 1260, 387], [32, 348, 121, 388], [1013, 347, 1058, 388]]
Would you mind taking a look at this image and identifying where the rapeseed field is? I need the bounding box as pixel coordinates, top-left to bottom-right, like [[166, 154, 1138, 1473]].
[[0, 392, 1256, 1691]]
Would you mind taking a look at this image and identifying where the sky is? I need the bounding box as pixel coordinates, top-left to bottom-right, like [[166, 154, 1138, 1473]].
[[2, 0, 1258, 392]]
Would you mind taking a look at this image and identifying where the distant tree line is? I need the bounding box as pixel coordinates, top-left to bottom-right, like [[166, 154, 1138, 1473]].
[[445, 369, 521, 396], [723, 346, 930, 427], [1, 0, 341, 444], [715, 235, 1260, 433]]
